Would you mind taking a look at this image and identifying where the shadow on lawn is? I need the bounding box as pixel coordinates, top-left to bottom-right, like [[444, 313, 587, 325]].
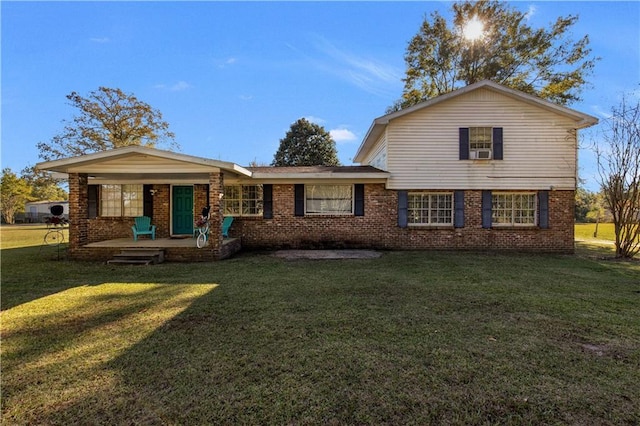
[[37, 280, 383, 424], [0, 245, 84, 310], [1, 282, 218, 425]]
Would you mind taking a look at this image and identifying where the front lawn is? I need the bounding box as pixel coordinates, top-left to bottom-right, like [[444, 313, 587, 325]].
[[1, 225, 639, 424]]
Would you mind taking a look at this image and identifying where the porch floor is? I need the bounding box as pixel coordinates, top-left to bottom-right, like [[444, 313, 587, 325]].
[[84, 237, 238, 249]]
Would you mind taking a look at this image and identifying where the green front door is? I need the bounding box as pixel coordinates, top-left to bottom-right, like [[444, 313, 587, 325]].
[[172, 186, 193, 235]]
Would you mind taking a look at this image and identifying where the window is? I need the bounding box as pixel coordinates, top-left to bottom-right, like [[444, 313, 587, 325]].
[[408, 193, 454, 225], [469, 127, 493, 159], [492, 193, 536, 226], [100, 184, 143, 217], [223, 185, 263, 216], [305, 185, 353, 215]]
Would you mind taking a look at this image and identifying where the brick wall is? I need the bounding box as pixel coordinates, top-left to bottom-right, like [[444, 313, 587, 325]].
[[68, 173, 88, 257], [84, 185, 170, 243], [67, 180, 574, 260], [233, 184, 575, 253]]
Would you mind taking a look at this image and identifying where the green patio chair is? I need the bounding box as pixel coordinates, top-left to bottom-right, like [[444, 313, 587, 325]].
[[132, 216, 156, 241], [222, 216, 233, 238]]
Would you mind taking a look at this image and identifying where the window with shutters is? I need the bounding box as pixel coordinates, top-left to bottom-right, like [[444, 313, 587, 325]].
[[223, 185, 263, 216], [492, 192, 536, 226], [469, 127, 493, 159], [305, 184, 353, 215], [408, 193, 454, 226], [100, 184, 143, 217]]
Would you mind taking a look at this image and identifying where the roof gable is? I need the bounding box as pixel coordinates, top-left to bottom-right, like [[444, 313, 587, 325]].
[[36, 146, 252, 177], [354, 80, 599, 162]]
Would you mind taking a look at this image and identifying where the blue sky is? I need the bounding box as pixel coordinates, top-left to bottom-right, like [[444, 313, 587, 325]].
[[2, 1, 639, 191]]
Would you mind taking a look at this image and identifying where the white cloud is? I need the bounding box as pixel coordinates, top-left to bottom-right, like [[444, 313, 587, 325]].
[[524, 5, 536, 20], [154, 81, 193, 92], [330, 128, 357, 143], [306, 34, 402, 97], [90, 37, 110, 43], [591, 104, 612, 119], [305, 116, 326, 125], [217, 57, 238, 68], [170, 81, 192, 91]]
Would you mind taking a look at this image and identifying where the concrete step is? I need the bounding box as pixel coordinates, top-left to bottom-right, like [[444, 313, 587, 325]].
[[107, 258, 155, 265], [107, 249, 165, 265]]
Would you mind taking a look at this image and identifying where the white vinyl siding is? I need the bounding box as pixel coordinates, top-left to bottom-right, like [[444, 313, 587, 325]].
[[362, 133, 388, 170], [385, 88, 577, 190]]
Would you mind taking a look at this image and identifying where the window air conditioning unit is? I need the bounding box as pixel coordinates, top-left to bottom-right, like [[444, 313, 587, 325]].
[[471, 149, 492, 160]]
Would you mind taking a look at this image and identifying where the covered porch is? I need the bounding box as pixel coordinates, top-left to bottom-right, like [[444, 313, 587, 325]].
[[36, 146, 251, 262]]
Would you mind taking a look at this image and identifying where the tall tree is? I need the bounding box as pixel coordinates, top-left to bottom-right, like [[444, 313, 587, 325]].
[[595, 95, 640, 259], [272, 118, 340, 166], [392, 0, 597, 111], [575, 187, 599, 223], [37, 87, 178, 161], [1, 168, 32, 224], [21, 166, 68, 201]]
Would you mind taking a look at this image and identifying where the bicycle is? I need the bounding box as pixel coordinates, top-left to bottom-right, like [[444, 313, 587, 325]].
[[195, 206, 210, 249]]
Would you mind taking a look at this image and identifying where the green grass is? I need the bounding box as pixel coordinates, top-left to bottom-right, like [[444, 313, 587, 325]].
[[575, 222, 616, 242], [2, 225, 639, 424]]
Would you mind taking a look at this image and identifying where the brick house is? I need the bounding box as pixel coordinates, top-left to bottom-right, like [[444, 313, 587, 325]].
[[37, 80, 598, 261]]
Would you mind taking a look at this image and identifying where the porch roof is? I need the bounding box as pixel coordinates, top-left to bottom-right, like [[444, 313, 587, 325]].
[[36, 146, 252, 182], [225, 165, 390, 184]]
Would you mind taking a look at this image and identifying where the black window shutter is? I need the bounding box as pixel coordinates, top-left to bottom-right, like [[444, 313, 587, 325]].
[[88, 185, 98, 219], [539, 190, 549, 229], [263, 184, 273, 219], [459, 128, 470, 160], [143, 185, 153, 218], [398, 190, 408, 228], [454, 190, 465, 228], [482, 190, 493, 229], [294, 184, 305, 216], [354, 184, 365, 216], [493, 127, 503, 160]]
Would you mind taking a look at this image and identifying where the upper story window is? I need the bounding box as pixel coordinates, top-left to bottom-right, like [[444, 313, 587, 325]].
[[492, 192, 536, 226], [408, 193, 453, 226], [305, 184, 353, 215], [224, 185, 263, 216], [459, 127, 503, 160], [100, 184, 143, 217], [469, 127, 493, 159]]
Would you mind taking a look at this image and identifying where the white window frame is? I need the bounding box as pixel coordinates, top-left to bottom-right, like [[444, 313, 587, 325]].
[[469, 127, 493, 159], [492, 192, 537, 227], [100, 184, 144, 217], [223, 185, 263, 217], [305, 184, 353, 215], [407, 192, 454, 226]]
